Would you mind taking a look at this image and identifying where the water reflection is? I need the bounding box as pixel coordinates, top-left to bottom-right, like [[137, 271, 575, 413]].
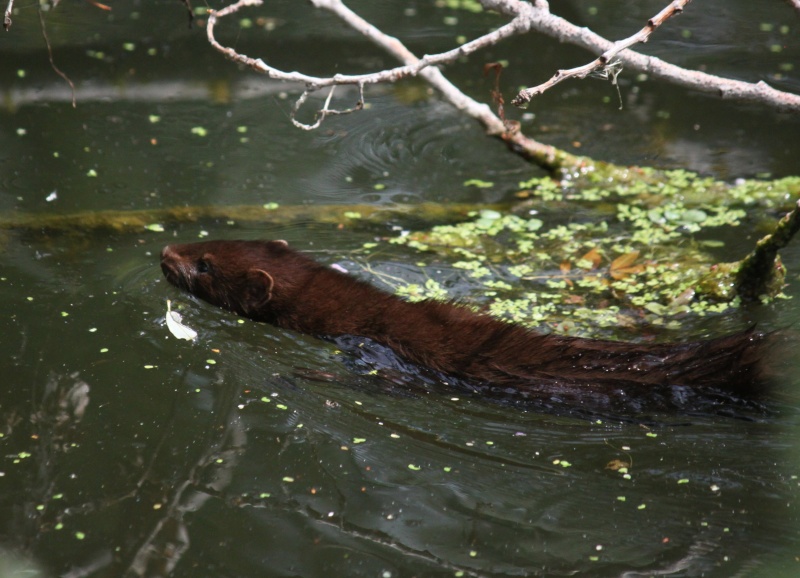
[[0, 224, 797, 577]]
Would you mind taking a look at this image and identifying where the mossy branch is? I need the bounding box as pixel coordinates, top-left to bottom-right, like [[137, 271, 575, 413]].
[[682, 201, 800, 303], [0, 202, 511, 239], [735, 199, 800, 301]]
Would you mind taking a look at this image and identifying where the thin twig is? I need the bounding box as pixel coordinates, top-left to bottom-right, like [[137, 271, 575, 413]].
[[3, 0, 12, 30], [511, 0, 692, 106], [180, 0, 193, 27], [38, 6, 76, 107], [290, 83, 365, 130]]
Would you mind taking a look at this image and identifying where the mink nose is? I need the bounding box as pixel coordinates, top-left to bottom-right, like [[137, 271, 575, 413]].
[[160, 245, 179, 278], [161, 245, 181, 266], [160, 245, 175, 261]]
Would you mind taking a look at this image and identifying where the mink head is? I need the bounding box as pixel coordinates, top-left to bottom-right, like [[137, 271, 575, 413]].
[[160, 239, 295, 320]]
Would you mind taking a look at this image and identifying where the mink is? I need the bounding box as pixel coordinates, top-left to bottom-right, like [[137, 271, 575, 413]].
[[160, 239, 774, 409]]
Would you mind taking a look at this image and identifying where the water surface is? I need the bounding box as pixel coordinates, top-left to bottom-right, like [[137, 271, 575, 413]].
[[1, 1, 799, 576]]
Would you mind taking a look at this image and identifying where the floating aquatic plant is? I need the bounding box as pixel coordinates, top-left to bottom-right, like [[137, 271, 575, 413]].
[[386, 170, 797, 336]]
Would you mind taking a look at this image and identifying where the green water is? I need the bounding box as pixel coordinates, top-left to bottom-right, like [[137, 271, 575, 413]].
[[1, 1, 799, 576]]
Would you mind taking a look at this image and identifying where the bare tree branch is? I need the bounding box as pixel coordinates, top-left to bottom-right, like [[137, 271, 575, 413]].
[[211, 0, 800, 119], [207, 0, 799, 171], [207, 0, 530, 125], [480, 0, 800, 113], [311, 0, 567, 166], [510, 0, 692, 106], [208, 0, 562, 166]]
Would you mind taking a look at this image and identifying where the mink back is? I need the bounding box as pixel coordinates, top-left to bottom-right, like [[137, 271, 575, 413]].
[[160, 239, 775, 407]]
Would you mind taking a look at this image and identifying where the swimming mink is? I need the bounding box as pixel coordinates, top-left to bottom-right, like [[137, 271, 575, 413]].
[[160, 239, 771, 406]]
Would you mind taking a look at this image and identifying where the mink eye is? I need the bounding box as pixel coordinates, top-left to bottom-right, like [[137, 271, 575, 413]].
[[196, 259, 210, 274]]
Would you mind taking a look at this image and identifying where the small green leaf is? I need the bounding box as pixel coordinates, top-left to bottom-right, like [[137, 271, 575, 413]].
[[680, 209, 708, 223], [463, 179, 493, 188]]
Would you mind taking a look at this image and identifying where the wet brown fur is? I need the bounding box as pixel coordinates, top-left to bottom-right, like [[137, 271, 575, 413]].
[[161, 240, 772, 404]]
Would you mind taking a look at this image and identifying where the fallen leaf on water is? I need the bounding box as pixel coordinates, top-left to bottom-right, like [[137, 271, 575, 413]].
[[610, 251, 645, 280], [579, 247, 603, 270], [165, 300, 197, 341], [605, 459, 630, 471]]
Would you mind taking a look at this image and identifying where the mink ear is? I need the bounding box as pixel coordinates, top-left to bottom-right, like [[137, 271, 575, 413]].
[[267, 239, 289, 249], [245, 268, 275, 310]]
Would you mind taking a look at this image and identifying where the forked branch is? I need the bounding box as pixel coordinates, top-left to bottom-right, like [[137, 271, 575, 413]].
[[479, 0, 800, 113], [209, 0, 800, 129], [206, 0, 530, 128], [510, 0, 692, 106]]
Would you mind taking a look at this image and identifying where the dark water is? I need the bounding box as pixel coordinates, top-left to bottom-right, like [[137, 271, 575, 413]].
[[1, 1, 799, 577]]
